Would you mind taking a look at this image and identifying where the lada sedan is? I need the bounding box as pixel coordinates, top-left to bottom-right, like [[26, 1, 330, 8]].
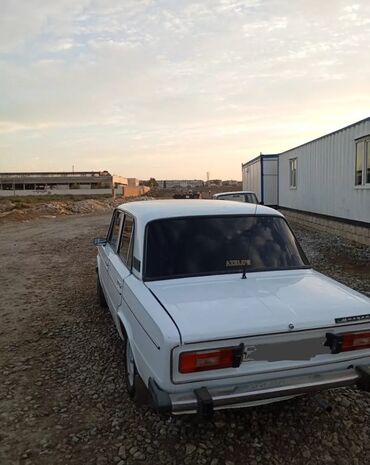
[[94, 200, 370, 415]]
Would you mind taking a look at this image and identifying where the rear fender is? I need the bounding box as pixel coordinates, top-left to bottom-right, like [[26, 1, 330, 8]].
[[116, 307, 155, 386], [117, 310, 131, 341], [117, 305, 176, 389]]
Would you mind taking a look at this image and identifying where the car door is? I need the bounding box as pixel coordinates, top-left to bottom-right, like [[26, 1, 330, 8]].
[[116, 214, 135, 325], [106, 213, 134, 325], [98, 209, 123, 308]]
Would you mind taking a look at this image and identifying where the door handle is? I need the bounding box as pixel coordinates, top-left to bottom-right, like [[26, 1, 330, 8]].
[[116, 280, 122, 288]]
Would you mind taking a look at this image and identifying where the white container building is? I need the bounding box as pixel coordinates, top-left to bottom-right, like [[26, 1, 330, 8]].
[[278, 118, 370, 225], [241, 154, 278, 206]]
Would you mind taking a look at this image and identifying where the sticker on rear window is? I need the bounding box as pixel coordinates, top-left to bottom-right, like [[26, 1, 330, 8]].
[[225, 259, 251, 267], [335, 314, 370, 324]]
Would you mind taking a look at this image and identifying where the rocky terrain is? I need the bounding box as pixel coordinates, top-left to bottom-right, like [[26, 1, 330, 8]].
[[0, 213, 369, 465], [0, 196, 152, 222]]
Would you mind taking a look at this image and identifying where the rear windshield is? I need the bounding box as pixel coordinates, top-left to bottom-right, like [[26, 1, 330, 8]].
[[144, 215, 309, 280], [245, 193, 257, 203], [217, 193, 257, 203]]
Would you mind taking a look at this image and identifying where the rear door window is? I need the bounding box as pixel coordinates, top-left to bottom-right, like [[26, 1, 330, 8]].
[[107, 210, 123, 251], [119, 215, 134, 269]]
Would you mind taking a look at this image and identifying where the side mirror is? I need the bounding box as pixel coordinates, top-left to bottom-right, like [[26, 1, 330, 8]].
[[94, 237, 107, 246]]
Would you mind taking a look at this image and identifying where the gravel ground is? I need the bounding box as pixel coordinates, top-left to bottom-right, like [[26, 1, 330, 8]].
[[294, 226, 370, 298], [0, 214, 369, 465]]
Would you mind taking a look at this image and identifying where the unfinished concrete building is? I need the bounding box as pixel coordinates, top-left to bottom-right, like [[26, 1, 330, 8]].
[[0, 171, 128, 196]]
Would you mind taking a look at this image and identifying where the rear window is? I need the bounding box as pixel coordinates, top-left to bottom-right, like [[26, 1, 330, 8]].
[[144, 215, 309, 280], [219, 193, 245, 202], [245, 193, 258, 203], [216, 193, 258, 204]]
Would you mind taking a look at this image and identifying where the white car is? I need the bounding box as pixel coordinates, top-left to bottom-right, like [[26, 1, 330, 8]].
[[94, 199, 370, 415], [213, 190, 259, 204]]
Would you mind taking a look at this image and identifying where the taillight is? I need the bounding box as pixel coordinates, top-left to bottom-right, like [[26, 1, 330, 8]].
[[179, 345, 243, 374], [342, 332, 370, 351], [325, 331, 370, 354]]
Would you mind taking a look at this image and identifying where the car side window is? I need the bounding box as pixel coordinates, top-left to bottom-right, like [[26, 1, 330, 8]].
[[108, 210, 123, 250], [119, 215, 134, 269]]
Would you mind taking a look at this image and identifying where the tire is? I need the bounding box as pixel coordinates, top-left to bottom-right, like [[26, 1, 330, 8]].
[[123, 336, 150, 405], [97, 274, 108, 308]]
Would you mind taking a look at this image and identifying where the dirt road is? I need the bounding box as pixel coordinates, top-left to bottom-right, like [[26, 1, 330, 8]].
[[0, 213, 369, 465]]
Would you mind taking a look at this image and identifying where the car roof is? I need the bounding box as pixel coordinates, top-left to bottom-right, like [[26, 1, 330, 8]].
[[117, 199, 281, 224], [117, 200, 283, 278], [213, 191, 256, 197]]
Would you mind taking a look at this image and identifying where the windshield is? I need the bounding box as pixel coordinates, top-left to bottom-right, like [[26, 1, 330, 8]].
[[144, 215, 309, 280]]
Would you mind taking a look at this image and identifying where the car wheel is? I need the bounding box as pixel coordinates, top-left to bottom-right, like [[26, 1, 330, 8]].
[[124, 337, 150, 405], [97, 274, 108, 308]]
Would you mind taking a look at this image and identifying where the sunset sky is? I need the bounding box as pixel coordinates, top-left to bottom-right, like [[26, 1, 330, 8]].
[[1, 0, 369, 180]]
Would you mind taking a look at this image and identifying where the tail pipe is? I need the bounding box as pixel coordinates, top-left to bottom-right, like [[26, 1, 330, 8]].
[[356, 365, 370, 392]]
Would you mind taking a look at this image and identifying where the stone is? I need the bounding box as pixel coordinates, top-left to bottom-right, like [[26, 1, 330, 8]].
[[185, 444, 196, 455]]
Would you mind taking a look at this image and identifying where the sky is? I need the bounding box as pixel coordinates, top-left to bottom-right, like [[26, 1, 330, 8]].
[[0, 0, 369, 180]]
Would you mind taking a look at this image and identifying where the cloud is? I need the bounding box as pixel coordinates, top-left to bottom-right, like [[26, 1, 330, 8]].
[[0, 0, 370, 178]]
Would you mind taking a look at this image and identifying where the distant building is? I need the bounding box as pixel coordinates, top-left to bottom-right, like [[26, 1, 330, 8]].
[[205, 179, 222, 186], [127, 178, 140, 187], [0, 171, 128, 196], [221, 180, 242, 186], [157, 179, 204, 189], [241, 154, 278, 206]]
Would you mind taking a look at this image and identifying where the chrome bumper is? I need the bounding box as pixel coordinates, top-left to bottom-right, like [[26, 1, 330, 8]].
[[148, 365, 370, 415]]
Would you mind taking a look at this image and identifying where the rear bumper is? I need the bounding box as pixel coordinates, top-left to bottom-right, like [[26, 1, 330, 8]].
[[149, 365, 370, 415]]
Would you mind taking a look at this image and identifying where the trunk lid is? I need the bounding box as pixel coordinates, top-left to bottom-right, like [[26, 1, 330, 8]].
[[147, 269, 370, 343], [147, 269, 370, 382]]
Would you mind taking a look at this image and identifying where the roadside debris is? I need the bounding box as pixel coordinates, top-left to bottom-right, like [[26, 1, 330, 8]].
[[0, 196, 153, 222]]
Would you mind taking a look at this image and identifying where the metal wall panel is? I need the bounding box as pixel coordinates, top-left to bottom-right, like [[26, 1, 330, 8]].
[[262, 158, 278, 205], [242, 159, 261, 201], [278, 119, 370, 223]]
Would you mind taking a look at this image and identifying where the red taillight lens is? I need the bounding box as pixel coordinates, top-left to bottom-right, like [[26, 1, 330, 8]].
[[179, 348, 236, 374], [342, 332, 370, 352], [326, 331, 370, 353]]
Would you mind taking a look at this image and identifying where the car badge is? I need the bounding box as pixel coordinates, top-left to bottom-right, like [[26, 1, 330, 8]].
[[243, 346, 257, 361], [335, 314, 370, 324]]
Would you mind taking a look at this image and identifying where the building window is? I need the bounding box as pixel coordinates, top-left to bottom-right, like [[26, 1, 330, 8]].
[[289, 158, 297, 188], [355, 141, 364, 185], [355, 138, 370, 186]]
